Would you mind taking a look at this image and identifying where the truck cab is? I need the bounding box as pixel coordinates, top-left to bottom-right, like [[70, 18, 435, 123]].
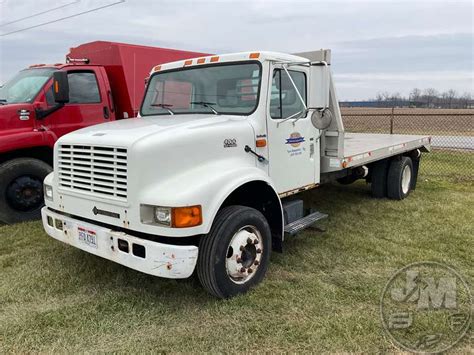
[[0, 64, 114, 223], [41, 51, 430, 298], [0, 41, 208, 224]]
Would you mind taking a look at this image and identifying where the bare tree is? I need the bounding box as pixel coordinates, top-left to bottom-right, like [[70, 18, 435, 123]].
[[423, 88, 439, 108], [460, 92, 472, 109], [409, 88, 422, 106]]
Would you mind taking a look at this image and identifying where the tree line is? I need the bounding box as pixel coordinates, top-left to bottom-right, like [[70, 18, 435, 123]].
[[373, 88, 473, 109]]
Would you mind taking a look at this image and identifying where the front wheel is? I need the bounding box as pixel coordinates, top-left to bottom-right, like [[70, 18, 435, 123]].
[[197, 205, 271, 298], [0, 158, 52, 224]]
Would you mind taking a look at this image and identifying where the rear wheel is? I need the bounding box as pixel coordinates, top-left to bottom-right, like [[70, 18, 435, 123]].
[[387, 157, 413, 200], [197, 205, 271, 298], [0, 158, 52, 224]]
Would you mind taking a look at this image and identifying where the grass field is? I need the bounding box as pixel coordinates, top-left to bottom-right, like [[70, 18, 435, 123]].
[[0, 152, 473, 353]]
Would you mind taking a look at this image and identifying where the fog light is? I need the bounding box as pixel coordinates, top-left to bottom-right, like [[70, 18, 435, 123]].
[[55, 219, 63, 231], [44, 184, 53, 201], [47, 215, 53, 227], [154, 207, 171, 226]]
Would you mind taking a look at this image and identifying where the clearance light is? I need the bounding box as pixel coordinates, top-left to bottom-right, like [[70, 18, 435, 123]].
[[184, 59, 193, 66], [153, 65, 161, 72], [249, 52, 260, 59], [172, 206, 202, 228], [197, 58, 206, 64], [256, 139, 267, 147], [210, 56, 219, 62]]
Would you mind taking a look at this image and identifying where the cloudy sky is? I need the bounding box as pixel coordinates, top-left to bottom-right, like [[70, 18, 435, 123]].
[[0, 0, 472, 100]]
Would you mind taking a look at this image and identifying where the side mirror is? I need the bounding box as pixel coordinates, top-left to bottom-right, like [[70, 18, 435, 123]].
[[52, 71, 69, 104], [308, 64, 330, 110]]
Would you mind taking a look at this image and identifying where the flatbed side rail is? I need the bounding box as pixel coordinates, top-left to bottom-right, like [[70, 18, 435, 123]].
[[321, 136, 431, 173]]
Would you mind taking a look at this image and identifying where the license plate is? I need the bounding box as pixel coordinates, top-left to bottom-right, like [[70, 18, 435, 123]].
[[78, 227, 98, 248]]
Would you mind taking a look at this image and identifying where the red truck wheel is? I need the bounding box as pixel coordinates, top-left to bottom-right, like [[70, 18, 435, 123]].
[[0, 158, 52, 224]]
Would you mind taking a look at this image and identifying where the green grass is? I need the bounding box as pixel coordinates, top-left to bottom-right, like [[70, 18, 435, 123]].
[[1, 152, 473, 353]]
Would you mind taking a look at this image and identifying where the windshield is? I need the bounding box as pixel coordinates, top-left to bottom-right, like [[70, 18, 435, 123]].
[[0, 68, 55, 104], [141, 62, 261, 116]]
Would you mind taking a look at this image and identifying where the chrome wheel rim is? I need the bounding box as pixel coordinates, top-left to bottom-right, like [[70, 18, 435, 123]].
[[401, 165, 412, 194], [225, 225, 263, 284]]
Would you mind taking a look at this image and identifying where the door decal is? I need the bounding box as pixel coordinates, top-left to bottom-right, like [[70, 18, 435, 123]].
[[285, 132, 305, 156]]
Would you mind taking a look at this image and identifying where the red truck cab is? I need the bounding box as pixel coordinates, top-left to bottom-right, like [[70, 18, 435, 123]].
[[0, 41, 207, 223]]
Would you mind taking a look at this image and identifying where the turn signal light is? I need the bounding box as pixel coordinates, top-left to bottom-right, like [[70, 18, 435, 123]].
[[256, 139, 266, 147], [249, 52, 260, 59], [172, 206, 202, 228]]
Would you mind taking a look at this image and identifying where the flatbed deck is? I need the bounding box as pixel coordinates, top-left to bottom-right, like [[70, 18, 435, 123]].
[[321, 133, 431, 173]]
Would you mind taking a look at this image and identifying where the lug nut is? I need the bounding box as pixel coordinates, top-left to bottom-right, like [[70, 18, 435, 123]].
[[240, 267, 246, 273], [253, 239, 259, 244], [240, 245, 245, 251], [248, 268, 253, 274], [256, 248, 262, 254], [247, 238, 252, 244], [254, 260, 259, 266], [237, 257, 242, 263]]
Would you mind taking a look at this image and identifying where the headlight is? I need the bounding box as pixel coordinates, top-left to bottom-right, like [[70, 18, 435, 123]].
[[148, 205, 202, 228], [154, 207, 171, 226], [44, 184, 53, 201]]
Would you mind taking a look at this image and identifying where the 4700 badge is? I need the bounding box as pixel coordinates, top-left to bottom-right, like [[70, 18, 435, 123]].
[[77, 227, 98, 249]]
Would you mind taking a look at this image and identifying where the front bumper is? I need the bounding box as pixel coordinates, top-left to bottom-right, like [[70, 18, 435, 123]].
[[41, 207, 198, 279]]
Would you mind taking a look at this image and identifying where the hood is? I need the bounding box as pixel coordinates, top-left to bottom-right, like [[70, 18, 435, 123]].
[[58, 114, 246, 147]]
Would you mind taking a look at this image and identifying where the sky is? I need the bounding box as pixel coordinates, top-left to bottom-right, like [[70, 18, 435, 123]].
[[0, 0, 472, 100]]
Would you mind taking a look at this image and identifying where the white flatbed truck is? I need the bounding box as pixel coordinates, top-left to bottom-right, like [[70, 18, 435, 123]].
[[41, 50, 431, 298]]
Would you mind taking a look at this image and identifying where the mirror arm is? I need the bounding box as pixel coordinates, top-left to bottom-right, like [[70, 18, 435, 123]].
[[277, 110, 304, 127], [35, 103, 64, 120], [282, 64, 307, 111]]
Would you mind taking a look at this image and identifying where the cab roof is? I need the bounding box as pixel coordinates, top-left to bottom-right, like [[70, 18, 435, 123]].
[[149, 51, 312, 75]]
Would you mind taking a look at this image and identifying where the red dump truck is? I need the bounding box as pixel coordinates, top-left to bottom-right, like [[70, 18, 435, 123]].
[[0, 41, 207, 224]]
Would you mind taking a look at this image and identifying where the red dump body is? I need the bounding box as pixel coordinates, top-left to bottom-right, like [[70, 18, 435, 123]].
[[67, 41, 209, 118]]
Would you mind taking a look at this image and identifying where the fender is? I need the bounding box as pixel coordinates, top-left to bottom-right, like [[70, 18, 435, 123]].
[[139, 162, 284, 237], [0, 130, 52, 154]]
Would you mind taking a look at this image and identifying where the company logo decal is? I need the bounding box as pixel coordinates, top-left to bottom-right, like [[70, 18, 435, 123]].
[[285, 132, 305, 147]]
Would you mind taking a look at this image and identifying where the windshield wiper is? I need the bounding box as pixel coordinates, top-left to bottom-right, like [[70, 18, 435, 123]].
[[0, 99, 7, 105], [190, 101, 220, 115], [151, 103, 174, 115]]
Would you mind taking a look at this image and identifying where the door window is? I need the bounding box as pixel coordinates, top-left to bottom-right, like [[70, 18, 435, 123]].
[[270, 69, 306, 119], [67, 72, 101, 104], [45, 71, 101, 105]]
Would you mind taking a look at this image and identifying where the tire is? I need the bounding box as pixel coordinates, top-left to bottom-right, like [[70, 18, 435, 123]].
[[370, 159, 389, 198], [197, 205, 272, 299], [0, 158, 52, 224], [387, 156, 413, 200]]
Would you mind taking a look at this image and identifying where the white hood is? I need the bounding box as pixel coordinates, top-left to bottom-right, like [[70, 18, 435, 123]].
[[58, 114, 245, 147]]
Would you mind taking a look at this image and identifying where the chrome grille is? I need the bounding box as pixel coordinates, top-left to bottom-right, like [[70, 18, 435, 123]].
[[58, 144, 128, 201]]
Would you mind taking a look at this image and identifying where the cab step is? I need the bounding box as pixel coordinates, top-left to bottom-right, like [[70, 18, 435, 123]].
[[284, 211, 328, 236]]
